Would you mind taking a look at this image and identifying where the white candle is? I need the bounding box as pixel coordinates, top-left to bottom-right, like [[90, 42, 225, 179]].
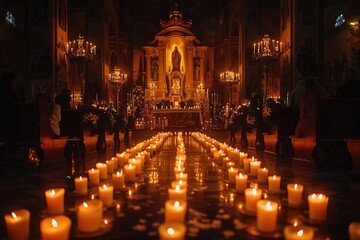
[[124, 164, 136, 182], [239, 152, 248, 167], [96, 163, 108, 180], [250, 161, 261, 176], [165, 200, 187, 223], [287, 184, 303, 206], [113, 171, 125, 190], [228, 167, 238, 184], [349, 222, 360, 240], [257, 168, 268, 184], [284, 225, 315, 240], [110, 157, 118, 170], [75, 176, 88, 195], [4, 209, 30, 240], [45, 188, 65, 215], [99, 184, 114, 207], [174, 165, 185, 174], [106, 160, 115, 174], [226, 161, 235, 169], [158, 223, 186, 240], [243, 157, 255, 173], [116, 153, 128, 167], [168, 185, 187, 201], [175, 172, 188, 181], [257, 200, 278, 233], [245, 188, 262, 213], [88, 168, 100, 185], [235, 173, 248, 192], [308, 193, 329, 221], [77, 200, 103, 233], [268, 175, 281, 192], [40, 215, 71, 240], [129, 158, 141, 175], [171, 180, 187, 189]]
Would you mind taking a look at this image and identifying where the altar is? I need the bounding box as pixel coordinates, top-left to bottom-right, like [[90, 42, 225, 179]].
[[151, 108, 202, 130]]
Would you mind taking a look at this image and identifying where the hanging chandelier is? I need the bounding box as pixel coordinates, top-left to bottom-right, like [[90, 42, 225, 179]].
[[253, 34, 282, 61], [219, 70, 240, 83], [66, 34, 97, 62], [108, 66, 127, 85]]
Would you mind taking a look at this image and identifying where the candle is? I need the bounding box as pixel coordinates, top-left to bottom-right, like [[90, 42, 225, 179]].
[[99, 184, 114, 207], [175, 172, 188, 181], [75, 176, 88, 195], [113, 171, 125, 190], [308, 193, 329, 221], [280, 42, 283, 52], [287, 184, 303, 206], [88, 168, 100, 185], [228, 167, 238, 184], [250, 161, 261, 176], [253, 43, 256, 55], [235, 173, 248, 192], [116, 153, 128, 167], [106, 160, 115, 174], [257, 168, 268, 184], [174, 165, 185, 174], [226, 161, 235, 168], [257, 200, 278, 233], [165, 200, 187, 223], [4, 209, 30, 240], [284, 225, 315, 240], [349, 222, 360, 240], [96, 163, 108, 180], [158, 223, 186, 240], [245, 188, 262, 213], [243, 157, 255, 173], [124, 164, 136, 182], [129, 158, 141, 175], [77, 200, 103, 233], [40, 215, 71, 240], [239, 152, 248, 167], [45, 188, 65, 215], [168, 185, 187, 201], [268, 175, 281, 192], [171, 180, 187, 189]]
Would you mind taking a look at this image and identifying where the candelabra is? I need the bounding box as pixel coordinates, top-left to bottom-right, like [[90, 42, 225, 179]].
[[252, 34, 282, 100], [108, 66, 127, 112], [66, 34, 97, 106], [219, 70, 240, 109]]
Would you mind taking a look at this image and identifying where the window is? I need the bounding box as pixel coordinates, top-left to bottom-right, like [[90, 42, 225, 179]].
[[5, 11, 16, 26], [335, 14, 345, 28]]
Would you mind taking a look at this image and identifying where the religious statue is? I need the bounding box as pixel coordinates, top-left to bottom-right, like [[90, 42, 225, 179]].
[[172, 46, 181, 72]]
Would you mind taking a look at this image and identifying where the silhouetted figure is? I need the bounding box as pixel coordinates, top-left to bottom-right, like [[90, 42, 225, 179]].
[[336, 68, 360, 98], [55, 89, 71, 110], [113, 114, 125, 149], [46, 88, 61, 138], [229, 111, 236, 146]]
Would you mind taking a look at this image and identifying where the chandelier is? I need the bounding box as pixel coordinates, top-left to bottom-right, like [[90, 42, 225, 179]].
[[253, 34, 282, 61], [219, 70, 240, 83], [108, 66, 127, 86], [66, 34, 97, 63], [149, 82, 157, 98]]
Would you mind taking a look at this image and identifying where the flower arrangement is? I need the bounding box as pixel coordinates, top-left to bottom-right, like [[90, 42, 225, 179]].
[[83, 112, 99, 127]]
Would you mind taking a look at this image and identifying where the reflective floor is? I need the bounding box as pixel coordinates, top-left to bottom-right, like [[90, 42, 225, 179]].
[[1, 132, 360, 239]]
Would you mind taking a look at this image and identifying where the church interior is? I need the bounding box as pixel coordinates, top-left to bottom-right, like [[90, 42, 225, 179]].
[[1, 0, 360, 239]]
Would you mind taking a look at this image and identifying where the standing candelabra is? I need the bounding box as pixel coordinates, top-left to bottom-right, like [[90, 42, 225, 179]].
[[66, 34, 97, 106], [219, 70, 240, 112], [108, 66, 128, 112], [252, 34, 282, 100]]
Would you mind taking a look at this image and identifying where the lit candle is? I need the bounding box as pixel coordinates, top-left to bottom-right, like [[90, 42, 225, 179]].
[[40, 215, 71, 240], [77, 200, 103, 233], [268, 175, 281, 192], [45, 188, 65, 215], [168, 185, 187, 201], [171, 180, 187, 189], [308, 193, 329, 221], [257, 200, 278, 233], [228, 167, 239, 184], [116, 153, 128, 167], [4, 209, 30, 240], [250, 161, 261, 176], [99, 184, 114, 207], [174, 165, 185, 174], [245, 188, 262, 213], [88, 168, 100, 185], [239, 152, 248, 167], [113, 171, 125, 190], [226, 161, 235, 168], [96, 163, 108, 180], [124, 163, 136, 182], [165, 200, 187, 223], [175, 172, 188, 181], [257, 168, 268, 184], [349, 222, 360, 240], [253, 43, 256, 55], [158, 223, 186, 240], [75, 176, 88, 195], [284, 225, 315, 240], [280, 42, 283, 52], [129, 158, 142, 175], [235, 173, 248, 192], [244, 157, 256, 173], [287, 184, 303, 206], [106, 159, 115, 174]]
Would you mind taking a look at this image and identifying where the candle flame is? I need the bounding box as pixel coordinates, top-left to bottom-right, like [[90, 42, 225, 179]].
[[180, 172, 183, 177], [175, 185, 180, 191], [117, 171, 120, 176], [50, 189, 56, 196], [252, 156, 254, 161], [104, 219, 108, 225], [319, 194, 323, 199], [103, 184, 107, 189], [312, 193, 316, 199], [265, 201, 272, 210], [129, 190, 132, 196], [273, 175, 277, 179], [80, 176, 82, 181], [297, 230, 304, 237], [294, 184, 298, 189], [83, 202, 88, 207], [293, 221, 298, 227], [167, 228, 175, 235], [251, 188, 257, 195], [179, 180, 183, 185], [174, 201, 180, 207], [239, 173, 243, 177], [11, 212, 17, 219], [51, 219, 58, 228], [129, 163, 132, 167], [91, 168, 95, 172]]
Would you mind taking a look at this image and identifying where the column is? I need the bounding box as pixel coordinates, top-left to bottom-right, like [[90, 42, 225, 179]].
[[186, 45, 194, 90], [158, 46, 165, 97]]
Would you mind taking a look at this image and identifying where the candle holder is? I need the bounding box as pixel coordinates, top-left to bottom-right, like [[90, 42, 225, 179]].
[[219, 69, 240, 109], [108, 66, 128, 112]]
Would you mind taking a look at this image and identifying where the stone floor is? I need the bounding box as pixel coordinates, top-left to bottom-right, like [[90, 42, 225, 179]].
[[1, 131, 360, 239]]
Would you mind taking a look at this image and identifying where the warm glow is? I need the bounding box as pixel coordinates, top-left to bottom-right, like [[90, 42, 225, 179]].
[[265, 201, 272, 210], [167, 227, 175, 235], [129, 164, 133, 168], [104, 219, 108, 225], [179, 180, 183, 185], [251, 188, 257, 195], [297, 230, 304, 237], [239, 173, 243, 177], [293, 221, 298, 227], [80, 176, 83, 181], [180, 172, 183, 177], [252, 156, 254, 161], [319, 194, 323, 199], [91, 168, 95, 172], [174, 201, 180, 208], [11, 212, 17, 219], [103, 184, 107, 189], [294, 184, 298, 189], [273, 175, 277, 179], [51, 219, 58, 228], [83, 202, 88, 208], [50, 189, 56, 196], [176, 185, 180, 191], [117, 171, 120, 177]]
